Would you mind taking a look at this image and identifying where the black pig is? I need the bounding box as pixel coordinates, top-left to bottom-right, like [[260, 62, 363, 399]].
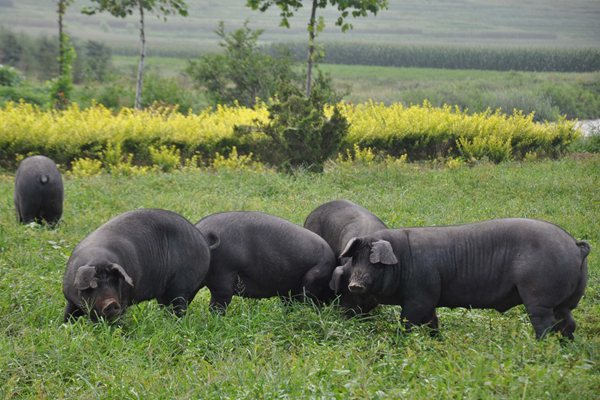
[[63, 209, 211, 322], [195, 211, 337, 312], [14, 155, 63, 225], [304, 199, 387, 314], [341, 218, 590, 339]]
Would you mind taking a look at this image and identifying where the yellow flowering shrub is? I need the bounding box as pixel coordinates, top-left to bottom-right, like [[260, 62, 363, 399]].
[[211, 147, 264, 171], [69, 157, 103, 177], [0, 100, 578, 170]]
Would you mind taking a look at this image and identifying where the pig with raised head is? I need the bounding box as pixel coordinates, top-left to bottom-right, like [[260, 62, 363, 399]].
[[63, 208, 211, 322], [14, 155, 64, 225], [304, 199, 387, 314], [195, 211, 337, 312], [341, 218, 590, 339]]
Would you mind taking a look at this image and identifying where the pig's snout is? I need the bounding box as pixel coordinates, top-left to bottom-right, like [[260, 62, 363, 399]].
[[100, 299, 122, 319], [348, 282, 367, 294]]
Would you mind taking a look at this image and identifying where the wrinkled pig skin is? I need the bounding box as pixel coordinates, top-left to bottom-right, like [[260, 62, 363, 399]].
[[342, 218, 590, 339]]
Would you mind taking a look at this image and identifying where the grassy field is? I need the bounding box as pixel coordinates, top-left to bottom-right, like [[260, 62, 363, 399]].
[[0, 156, 599, 398], [110, 55, 600, 120], [0, 0, 598, 55]]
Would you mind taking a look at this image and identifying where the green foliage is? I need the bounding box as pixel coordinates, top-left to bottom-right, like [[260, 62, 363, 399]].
[[247, 0, 388, 97], [457, 134, 513, 163], [76, 78, 134, 109], [0, 28, 22, 65], [0, 157, 598, 398], [272, 42, 600, 72], [246, 0, 389, 31], [186, 21, 300, 108], [0, 64, 23, 86], [82, 0, 188, 19], [336, 143, 376, 166], [50, 34, 76, 109], [82, 0, 190, 109], [0, 26, 114, 84], [211, 146, 263, 171], [244, 79, 349, 172], [570, 129, 600, 153], [102, 142, 131, 172], [148, 144, 180, 172], [142, 71, 202, 113], [543, 80, 600, 120], [0, 84, 47, 106], [69, 157, 103, 177], [82, 40, 112, 82], [0, 100, 579, 171]]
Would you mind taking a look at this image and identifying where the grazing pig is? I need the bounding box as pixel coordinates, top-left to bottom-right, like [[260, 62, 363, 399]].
[[304, 199, 387, 314], [341, 218, 590, 339], [63, 209, 210, 322], [195, 211, 337, 312], [14, 155, 64, 225]]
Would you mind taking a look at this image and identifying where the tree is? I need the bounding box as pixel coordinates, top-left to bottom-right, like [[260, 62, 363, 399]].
[[53, 0, 75, 109], [57, 0, 73, 78], [83, 40, 112, 82], [0, 29, 23, 66], [186, 21, 300, 107], [82, 0, 188, 109], [236, 73, 349, 173], [246, 0, 388, 96]]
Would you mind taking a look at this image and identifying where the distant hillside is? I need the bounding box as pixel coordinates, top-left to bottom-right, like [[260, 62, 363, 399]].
[[0, 0, 599, 57]]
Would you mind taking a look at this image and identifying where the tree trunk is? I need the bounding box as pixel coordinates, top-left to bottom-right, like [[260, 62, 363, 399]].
[[306, 0, 318, 97], [58, 0, 65, 77], [135, 2, 146, 109]]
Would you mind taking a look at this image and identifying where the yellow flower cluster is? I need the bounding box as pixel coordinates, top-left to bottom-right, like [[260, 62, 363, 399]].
[[0, 100, 578, 169]]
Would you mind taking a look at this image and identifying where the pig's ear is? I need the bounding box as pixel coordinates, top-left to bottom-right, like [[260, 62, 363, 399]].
[[111, 263, 134, 287], [74, 265, 98, 290], [340, 237, 361, 258], [205, 232, 221, 250], [369, 240, 398, 265], [329, 266, 345, 294]]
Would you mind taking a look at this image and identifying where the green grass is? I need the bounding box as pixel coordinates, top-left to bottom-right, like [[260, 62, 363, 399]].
[[109, 56, 600, 120], [319, 65, 600, 120], [112, 55, 191, 78], [1, 157, 599, 398]]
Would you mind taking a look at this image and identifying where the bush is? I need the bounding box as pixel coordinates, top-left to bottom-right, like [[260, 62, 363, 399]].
[[186, 21, 301, 108], [0, 85, 47, 106], [0, 100, 578, 171], [0, 64, 23, 86], [69, 157, 103, 177], [570, 126, 600, 153], [149, 145, 180, 172], [211, 146, 263, 171], [240, 79, 349, 173], [544, 81, 600, 120], [142, 72, 204, 113]]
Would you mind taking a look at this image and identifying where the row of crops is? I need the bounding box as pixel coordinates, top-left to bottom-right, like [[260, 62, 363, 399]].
[[268, 43, 600, 72]]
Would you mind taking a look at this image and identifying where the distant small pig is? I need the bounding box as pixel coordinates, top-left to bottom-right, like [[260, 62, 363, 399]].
[[341, 218, 590, 339], [63, 209, 211, 322], [14, 155, 63, 225], [304, 199, 388, 314]]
